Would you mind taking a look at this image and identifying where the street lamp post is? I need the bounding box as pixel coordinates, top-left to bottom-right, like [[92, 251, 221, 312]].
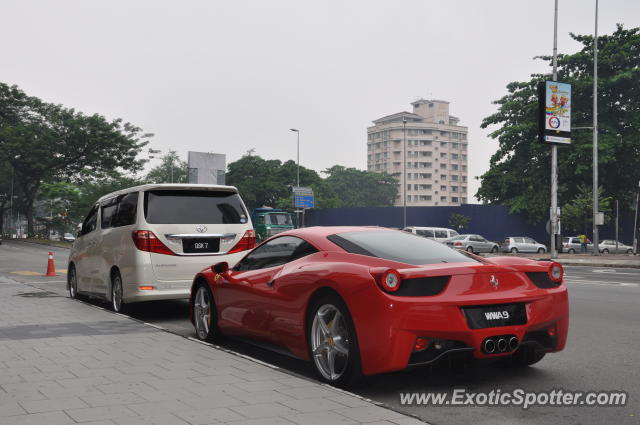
[[592, 0, 600, 255], [633, 181, 640, 255], [550, 0, 559, 259], [290, 129, 300, 227], [402, 118, 407, 229]]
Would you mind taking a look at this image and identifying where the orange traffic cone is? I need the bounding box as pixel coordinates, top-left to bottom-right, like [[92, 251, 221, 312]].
[[45, 252, 56, 276]]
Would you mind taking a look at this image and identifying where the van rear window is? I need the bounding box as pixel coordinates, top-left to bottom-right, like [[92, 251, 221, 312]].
[[144, 190, 248, 224]]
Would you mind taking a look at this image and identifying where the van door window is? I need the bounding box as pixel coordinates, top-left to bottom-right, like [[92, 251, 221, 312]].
[[112, 192, 138, 227], [434, 230, 448, 239], [81, 205, 99, 235], [100, 198, 118, 229]]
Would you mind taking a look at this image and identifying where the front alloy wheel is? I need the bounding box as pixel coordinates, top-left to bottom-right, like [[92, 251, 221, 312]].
[[68, 266, 78, 299], [193, 284, 218, 341]]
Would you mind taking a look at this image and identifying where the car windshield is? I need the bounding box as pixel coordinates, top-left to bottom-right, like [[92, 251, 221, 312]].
[[327, 230, 478, 266], [268, 213, 292, 225], [144, 190, 248, 224]]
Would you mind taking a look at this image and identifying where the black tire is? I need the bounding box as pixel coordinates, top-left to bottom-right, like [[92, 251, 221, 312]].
[[192, 282, 221, 342], [307, 293, 362, 388], [626, 249, 633, 254], [602, 248, 609, 254], [68, 264, 78, 299], [568, 248, 575, 254], [466, 246, 475, 254], [491, 246, 499, 253], [537, 248, 545, 253], [510, 247, 518, 253], [110, 271, 126, 313]]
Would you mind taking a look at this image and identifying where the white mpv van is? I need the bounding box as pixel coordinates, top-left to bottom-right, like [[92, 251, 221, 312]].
[[402, 226, 459, 242], [67, 184, 254, 312]]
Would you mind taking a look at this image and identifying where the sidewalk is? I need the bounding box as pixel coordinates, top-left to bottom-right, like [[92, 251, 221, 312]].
[[0, 276, 425, 425]]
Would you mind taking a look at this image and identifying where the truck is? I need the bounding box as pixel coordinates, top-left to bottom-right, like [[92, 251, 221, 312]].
[[251, 208, 295, 242]]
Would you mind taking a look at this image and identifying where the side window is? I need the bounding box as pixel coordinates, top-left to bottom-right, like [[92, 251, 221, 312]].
[[256, 216, 265, 224], [100, 198, 118, 229], [235, 236, 312, 271], [81, 205, 99, 235], [525, 238, 535, 244], [434, 230, 448, 239], [112, 192, 138, 227]]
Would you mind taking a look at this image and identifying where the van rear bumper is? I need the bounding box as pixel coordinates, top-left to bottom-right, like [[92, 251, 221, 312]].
[[123, 281, 191, 303]]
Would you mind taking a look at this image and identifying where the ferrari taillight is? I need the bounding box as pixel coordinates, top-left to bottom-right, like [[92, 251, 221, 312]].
[[413, 337, 430, 352], [548, 262, 563, 283], [132, 230, 175, 256], [228, 229, 256, 254], [378, 269, 401, 293]]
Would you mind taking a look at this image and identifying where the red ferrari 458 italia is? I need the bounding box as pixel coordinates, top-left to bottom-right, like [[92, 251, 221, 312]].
[[190, 226, 569, 387]]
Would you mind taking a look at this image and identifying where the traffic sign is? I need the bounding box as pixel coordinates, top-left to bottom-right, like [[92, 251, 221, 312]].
[[295, 195, 314, 208]]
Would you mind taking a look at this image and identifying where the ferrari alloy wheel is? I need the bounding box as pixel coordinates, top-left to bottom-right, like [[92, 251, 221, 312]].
[[111, 273, 125, 313], [68, 265, 78, 299], [193, 284, 218, 342], [308, 295, 362, 387]]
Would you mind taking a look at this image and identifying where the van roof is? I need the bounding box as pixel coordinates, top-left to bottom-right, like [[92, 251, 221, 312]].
[[96, 183, 239, 203]]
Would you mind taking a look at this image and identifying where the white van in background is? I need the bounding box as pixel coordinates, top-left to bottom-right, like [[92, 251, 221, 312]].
[[68, 184, 254, 312], [402, 226, 459, 242]]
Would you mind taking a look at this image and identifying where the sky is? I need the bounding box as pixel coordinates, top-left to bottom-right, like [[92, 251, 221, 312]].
[[2, 0, 639, 202]]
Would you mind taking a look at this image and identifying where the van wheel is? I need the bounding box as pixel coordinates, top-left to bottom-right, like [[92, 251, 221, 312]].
[[68, 265, 78, 299], [111, 272, 126, 313]]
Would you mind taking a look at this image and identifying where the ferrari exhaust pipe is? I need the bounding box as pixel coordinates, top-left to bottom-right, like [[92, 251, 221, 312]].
[[497, 338, 507, 352], [509, 336, 519, 351], [484, 338, 496, 354]]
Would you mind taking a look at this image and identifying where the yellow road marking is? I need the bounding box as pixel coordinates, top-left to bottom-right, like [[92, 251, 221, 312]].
[[11, 271, 42, 276]]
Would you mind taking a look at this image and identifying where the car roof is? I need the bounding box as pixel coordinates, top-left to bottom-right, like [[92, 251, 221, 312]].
[[96, 183, 239, 203]]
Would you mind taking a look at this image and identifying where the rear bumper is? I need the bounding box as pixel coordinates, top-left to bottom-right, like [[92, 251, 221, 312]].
[[347, 285, 569, 376], [124, 286, 190, 303]]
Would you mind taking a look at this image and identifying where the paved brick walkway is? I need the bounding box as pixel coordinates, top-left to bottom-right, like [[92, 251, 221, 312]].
[[0, 277, 425, 425]]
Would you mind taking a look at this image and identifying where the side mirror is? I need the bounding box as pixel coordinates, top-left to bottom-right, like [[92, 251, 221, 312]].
[[212, 261, 229, 274]]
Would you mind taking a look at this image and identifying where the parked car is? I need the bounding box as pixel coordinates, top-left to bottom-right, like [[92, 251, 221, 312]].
[[191, 226, 569, 387], [559, 237, 594, 253], [402, 226, 458, 242], [599, 240, 633, 254], [62, 233, 76, 243], [67, 184, 254, 312], [445, 234, 499, 254], [501, 237, 547, 253]]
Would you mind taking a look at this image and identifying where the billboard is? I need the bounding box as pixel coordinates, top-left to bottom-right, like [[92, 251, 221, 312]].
[[538, 81, 572, 144]]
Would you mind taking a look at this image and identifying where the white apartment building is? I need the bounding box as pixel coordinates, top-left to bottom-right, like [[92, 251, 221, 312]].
[[367, 99, 469, 206]]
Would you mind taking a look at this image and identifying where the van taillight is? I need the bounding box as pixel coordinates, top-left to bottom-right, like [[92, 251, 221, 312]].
[[228, 230, 256, 254], [132, 230, 175, 256]]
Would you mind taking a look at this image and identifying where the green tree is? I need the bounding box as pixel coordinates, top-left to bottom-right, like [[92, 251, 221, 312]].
[[145, 150, 187, 183], [322, 165, 397, 208], [562, 185, 611, 234], [449, 213, 471, 232], [225, 153, 339, 212], [478, 25, 640, 223], [0, 162, 13, 234], [0, 83, 151, 235]]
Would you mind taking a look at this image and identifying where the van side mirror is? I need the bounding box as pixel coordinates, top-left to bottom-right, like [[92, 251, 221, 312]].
[[212, 262, 229, 274]]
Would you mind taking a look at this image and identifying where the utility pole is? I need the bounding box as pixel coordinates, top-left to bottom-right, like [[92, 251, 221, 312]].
[[290, 128, 301, 227], [550, 0, 559, 259], [633, 181, 639, 255], [402, 117, 407, 229], [592, 0, 600, 255], [615, 199, 619, 253]]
